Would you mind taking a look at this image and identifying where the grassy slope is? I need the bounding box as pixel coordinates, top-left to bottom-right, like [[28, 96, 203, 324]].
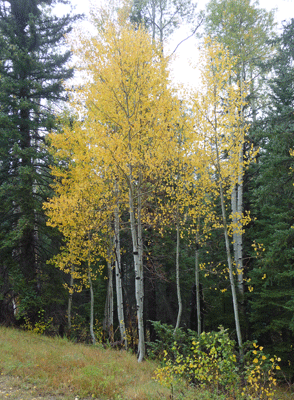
[[0, 327, 196, 400], [0, 327, 291, 400]]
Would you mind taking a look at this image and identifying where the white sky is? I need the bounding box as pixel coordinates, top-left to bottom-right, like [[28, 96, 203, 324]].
[[57, 0, 294, 87], [168, 0, 294, 86], [67, 0, 293, 22]]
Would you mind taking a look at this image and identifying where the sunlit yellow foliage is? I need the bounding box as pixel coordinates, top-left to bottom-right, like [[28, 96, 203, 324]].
[[21, 309, 53, 335], [190, 38, 254, 350], [242, 343, 281, 400], [44, 12, 184, 339], [191, 38, 249, 204]]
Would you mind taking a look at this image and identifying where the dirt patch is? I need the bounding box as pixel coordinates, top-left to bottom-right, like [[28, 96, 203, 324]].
[[0, 375, 77, 400]]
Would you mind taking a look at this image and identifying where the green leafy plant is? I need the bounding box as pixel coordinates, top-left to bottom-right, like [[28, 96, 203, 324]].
[[152, 325, 239, 397], [21, 308, 53, 335], [151, 322, 280, 399], [241, 341, 281, 399]]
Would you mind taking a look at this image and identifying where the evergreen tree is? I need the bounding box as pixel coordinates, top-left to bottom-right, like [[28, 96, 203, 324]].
[[0, 0, 80, 323], [249, 19, 294, 369]]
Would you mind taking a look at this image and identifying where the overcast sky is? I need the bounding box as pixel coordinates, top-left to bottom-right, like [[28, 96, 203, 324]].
[[58, 0, 294, 87], [66, 0, 293, 27]]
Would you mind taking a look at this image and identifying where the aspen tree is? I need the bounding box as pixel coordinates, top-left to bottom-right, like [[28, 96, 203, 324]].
[[205, 0, 276, 299], [44, 118, 113, 343], [191, 40, 249, 352], [114, 180, 127, 348], [195, 225, 201, 335], [142, 111, 212, 334], [49, 13, 181, 360], [129, 0, 198, 48]]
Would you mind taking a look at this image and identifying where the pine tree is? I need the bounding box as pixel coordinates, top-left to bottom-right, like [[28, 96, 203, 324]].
[[0, 0, 80, 323], [249, 19, 294, 367]]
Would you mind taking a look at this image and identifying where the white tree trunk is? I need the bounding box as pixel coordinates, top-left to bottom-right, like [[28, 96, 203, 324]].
[[174, 220, 182, 332], [67, 266, 74, 331], [195, 227, 201, 336], [103, 254, 114, 342], [219, 180, 243, 352], [129, 169, 145, 362], [231, 154, 245, 300], [215, 133, 243, 353], [236, 149, 244, 298], [114, 180, 127, 348], [151, 0, 156, 41], [233, 67, 245, 299], [88, 268, 96, 345]]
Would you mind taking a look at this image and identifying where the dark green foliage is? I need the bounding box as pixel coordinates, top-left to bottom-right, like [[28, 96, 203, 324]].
[[248, 19, 294, 374], [0, 0, 81, 323], [147, 320, 194, 359]]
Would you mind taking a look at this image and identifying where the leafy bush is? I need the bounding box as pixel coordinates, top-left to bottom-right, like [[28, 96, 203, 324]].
[[21, 308, 53, 335], [241, 341, 281, 399], [150, 322, 280, 399]]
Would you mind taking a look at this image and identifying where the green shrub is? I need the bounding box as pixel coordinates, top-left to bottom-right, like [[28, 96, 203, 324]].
[[150, 322, 280, 399]]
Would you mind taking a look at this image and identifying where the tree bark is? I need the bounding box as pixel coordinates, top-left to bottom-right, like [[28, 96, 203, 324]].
[[232, 63, 245, 300], [217, 163, 243, 352], [214, 117, 243, 352], [103, 253, 114, 342], [220, 182, 242, 350], [129, 168, 145, 362], [114, 180, 127, 348], [88, 268, 96, 345], [195, 226, 201, 336], [67, 266, 74, 331], [231, 182, 244, 298], [174, 219, 182, 332]]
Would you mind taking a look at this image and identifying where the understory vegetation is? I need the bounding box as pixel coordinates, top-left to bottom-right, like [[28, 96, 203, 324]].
[[0, 323, 291, 400], [2, 323, 289, 400]]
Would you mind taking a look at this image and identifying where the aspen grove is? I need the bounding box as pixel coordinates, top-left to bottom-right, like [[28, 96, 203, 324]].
[[44, 9, 252, 361], [3, 0, 294, 394]]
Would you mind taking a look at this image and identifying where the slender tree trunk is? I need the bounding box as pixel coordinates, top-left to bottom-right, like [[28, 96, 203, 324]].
[[236, 148, 244, 298], [151, 0, 156, 41], [174, 219, 182, 332], [231, 184, 238, 259], [195, 226, 201, 336], [214, 125, 243, 352], [129, 168, 145, 362], [137, 173, 145, 361], [88, 268, 96, 345], [114, 180, 127, 348], [219, 180, 243, 353], [159, 0, 163, 48], [103, 251, 114, 342], [232, 66, 245, 300], [231, 183, 244, 297], [67, 266, 74, 331]]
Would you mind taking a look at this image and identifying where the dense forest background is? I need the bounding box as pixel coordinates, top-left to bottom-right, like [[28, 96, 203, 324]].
[[1, 0, 294, 377]]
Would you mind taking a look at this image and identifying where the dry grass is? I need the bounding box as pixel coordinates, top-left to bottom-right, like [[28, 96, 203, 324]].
[[0, 327, 186, 399], [0, 327, 292, 400]]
